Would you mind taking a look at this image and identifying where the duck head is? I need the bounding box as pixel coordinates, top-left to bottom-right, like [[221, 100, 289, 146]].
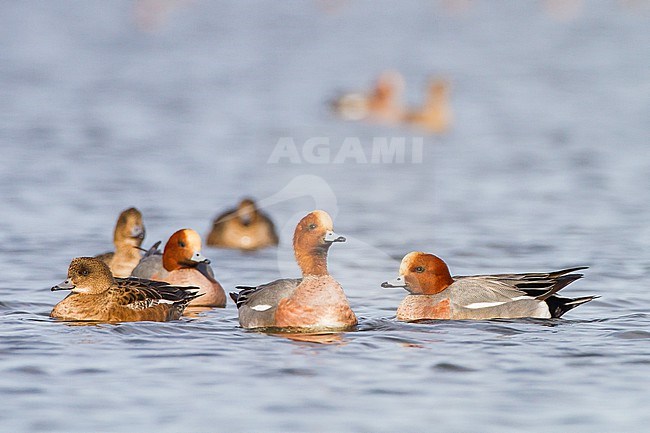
[[115, 207, 145, 247], [162, 228, 210, 272], [236, 198, 257, 226], [293, 210, 345, 276], [52, 257, 114, 295], [381, 252, 453, 295]]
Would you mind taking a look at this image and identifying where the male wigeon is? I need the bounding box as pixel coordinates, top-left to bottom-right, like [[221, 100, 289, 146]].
[[230, 210, 357, 332], [95, 207, 146, 278], [332, 71, 405, 124], [131, 229, 226, 307], [402, 78, 452, 134], [382, 252, 597, 321], [51, 257, 198, 322], [206, 198, 279, 251]]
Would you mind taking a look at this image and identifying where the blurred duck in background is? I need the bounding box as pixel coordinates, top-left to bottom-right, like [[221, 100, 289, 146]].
[[131, 228, 226, 307], [132, 0, 192, 32], [95, 207, 146, 278], [331, 70, 405, 124], [206, 198, 279, 251], [403, 78, 452, 134]]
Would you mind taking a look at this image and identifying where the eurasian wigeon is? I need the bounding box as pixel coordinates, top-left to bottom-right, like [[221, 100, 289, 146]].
[[230, 210, 357, 332], [50, 257, 198, 322], [382, 252, 597, 321], [95, 207, 146, 278], [332, 71, 405, 124], [402, 78, 452, 134], [131, 229, 226, 307], [206, 198, 279, 251]]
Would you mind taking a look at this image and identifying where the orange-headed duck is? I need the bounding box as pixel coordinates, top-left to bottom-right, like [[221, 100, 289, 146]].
[[332, 71, 405, 124], [206, 198, 279, 251], [51, 257, 198, 322], [95, 207, 146, 278], [403, 78, 452, 134], [230, 210, 357, 332], [131, 229, 226, 307], [382, 252, 597, 321]]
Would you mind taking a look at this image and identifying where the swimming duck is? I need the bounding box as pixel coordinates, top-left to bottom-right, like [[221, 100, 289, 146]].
[[206, 198, 279, 251], [95, 207, 146, 278], [382, 252, 597, 321], [332, 71, 405, 124], [131, 229, 226, 307], [51, 257, 198, 322], [403, 78, 452, 134], [230, 210, 357, 332]]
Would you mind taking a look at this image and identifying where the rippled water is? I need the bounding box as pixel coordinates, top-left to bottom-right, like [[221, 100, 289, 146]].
[[1, 1, 649, 432]]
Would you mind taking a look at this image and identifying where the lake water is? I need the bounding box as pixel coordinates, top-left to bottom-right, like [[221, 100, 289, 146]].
[[1, 1, 649, 432]]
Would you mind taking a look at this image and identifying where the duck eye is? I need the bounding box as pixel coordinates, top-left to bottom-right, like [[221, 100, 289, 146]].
[[179, 241, 186, 248], [415, 266, 425, 273], [80, 269, 89, 276], [308, 223, 317, 230]]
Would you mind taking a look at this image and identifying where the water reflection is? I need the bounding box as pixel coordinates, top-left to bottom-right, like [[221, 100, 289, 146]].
[[268, 331, 348, 345]]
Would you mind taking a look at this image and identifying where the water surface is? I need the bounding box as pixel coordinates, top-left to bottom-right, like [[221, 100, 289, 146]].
[[1, 1, 649, 432]]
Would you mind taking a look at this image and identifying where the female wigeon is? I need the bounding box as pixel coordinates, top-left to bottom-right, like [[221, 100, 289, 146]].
[[95, 207, 146, 278], [131, 229, 226, 307], [206, 198, 279, 251], [51, 257, 198, 322], [382, 252, 597, 321], [332, 71, 405, 124], [402, 78, 452, 134], [230, 210, 357, 332]]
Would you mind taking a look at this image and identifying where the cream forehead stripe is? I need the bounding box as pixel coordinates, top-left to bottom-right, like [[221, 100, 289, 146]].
[[183, 229, 202, 247], [311, 210, 333, 228], [399, 252, 425, 274]]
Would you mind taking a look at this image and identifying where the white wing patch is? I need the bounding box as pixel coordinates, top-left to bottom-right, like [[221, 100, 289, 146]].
[[158, 299, 175, 304], [251, 304, 273, 312], [464, 301, 507, 309]]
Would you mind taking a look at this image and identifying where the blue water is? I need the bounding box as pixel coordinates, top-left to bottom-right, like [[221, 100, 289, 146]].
[[1, 1, 649, 432]]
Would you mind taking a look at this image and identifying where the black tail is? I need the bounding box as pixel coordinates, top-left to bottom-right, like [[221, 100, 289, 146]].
[[534, 273, 585, 301], [507, 267, 588, 300], [545, 295, 600, 318]]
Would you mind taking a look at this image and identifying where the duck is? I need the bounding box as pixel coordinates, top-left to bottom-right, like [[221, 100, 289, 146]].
[[131, 228, 226, 307], [381, 252, 597, 321], [402, 78, 452, 134], [95, 207, 146, 278], [331, 71, 405, 124], [50, 257, 199, 322], [230, 210, 357, 332], [206, 198, 279, 251]]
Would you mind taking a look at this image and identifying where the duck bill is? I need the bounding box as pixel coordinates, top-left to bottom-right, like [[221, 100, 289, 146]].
[[380, 275, 408, 290], [324, 230, 346, 243], [195, 261, 218, 283], [190, 251, 210, 264], [238, 213, 253, 226], [51, 279, 75, 291], [130, 225, 145, 240]]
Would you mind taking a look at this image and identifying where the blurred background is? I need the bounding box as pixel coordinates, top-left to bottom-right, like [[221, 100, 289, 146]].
[[1, 1, 649, 432]]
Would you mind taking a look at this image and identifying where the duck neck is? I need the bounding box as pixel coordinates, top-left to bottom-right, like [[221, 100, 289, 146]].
[[295, 245, 330, 277], [114, 242, 141, 261], [420, 272, 454, 295], [162, 255, 180, 272]]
